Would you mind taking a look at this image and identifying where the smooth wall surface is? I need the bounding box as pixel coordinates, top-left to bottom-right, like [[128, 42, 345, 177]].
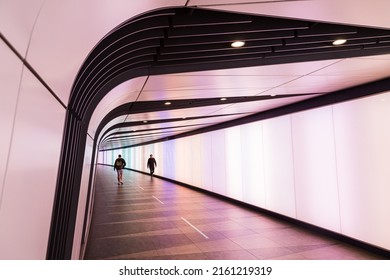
[[100, 91, 390, 251], [0, 63, 66, 259], [0, 41, 22, 204], [0, 5, 67, 259]]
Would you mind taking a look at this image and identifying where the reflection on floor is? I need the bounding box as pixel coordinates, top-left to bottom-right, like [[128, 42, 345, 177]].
[[84, 165, 385, 260]]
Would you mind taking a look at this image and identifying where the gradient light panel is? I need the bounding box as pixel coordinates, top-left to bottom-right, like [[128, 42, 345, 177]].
[[100, 91, 390, 251]]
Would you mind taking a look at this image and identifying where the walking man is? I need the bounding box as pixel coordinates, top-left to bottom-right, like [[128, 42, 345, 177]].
[[147, 154, 157, 175], [114, 154, 126, 185]]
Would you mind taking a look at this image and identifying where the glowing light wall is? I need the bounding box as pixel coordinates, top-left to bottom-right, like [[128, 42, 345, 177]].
[[101, 91, 390, 251]]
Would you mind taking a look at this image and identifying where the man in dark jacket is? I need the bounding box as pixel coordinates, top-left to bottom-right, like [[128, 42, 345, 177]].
[[114, 154, 126, 185], [147, 154, 157, 175]]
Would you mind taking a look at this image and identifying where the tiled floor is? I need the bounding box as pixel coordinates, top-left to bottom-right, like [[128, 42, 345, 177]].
[[84, 165, 385, 260]]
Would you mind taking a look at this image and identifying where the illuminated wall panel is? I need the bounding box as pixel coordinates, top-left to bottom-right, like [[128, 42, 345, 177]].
[[190, 135, 203, 188], [262, 115, 296, 218], [333, 92, 390, 249], [106, 150, 113, 165], [225, 127, 243, 200], [122, 148, 130, 169], [162, 140, 176, 178], [240, 122, 266, 208], [130, 146, 138, 170], [155, 143, 163, 176], [291, 107, 340, 232], [210, 130, 227, 195], [138, 145, 147, 172], [200, 133, 213, 192], [184, 137, 194, 184], [97, 151, 104, 164], [175, 138, 192, 183], [103, 91, 390, 252]]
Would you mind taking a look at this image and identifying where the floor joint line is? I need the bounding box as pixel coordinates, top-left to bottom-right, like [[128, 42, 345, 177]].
[[181, 217, 209, 239]]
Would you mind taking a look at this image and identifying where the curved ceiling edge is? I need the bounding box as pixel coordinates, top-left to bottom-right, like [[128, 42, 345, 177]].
[[70, 6, 390, 126], [95, 93, 316, 149], [48, 6, 390, 259]]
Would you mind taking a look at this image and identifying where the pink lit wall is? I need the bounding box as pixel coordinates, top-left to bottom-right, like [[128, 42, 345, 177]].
[[0, 41, 66, 259], [100, 91, 390, 252]]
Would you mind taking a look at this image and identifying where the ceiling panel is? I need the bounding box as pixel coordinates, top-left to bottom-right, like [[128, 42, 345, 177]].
[[310, 55, 390, 77], [62, 3, 390, 151], [4, 1, 390, 151], [25, 0, 187, 104], [199, 0, 390, 29], [88, 76, 147, 135], [211, 94, 319, 115], [174, 59, 343, 76]]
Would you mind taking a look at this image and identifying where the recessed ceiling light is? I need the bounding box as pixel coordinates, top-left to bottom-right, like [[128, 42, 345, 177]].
[[220, 97, 227, 101], [333, 39, 347, 46], [143, 120, 148, 123], [164, 101, 171, 105], [231, 41, 245, 48]]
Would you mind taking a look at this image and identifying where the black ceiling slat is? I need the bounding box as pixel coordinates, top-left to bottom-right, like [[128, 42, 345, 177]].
[[153, 53, 264, 67], [100, 113, 245, 142], [275, 40, 379, 53], [363, 42, 390, 50], [75, 53, 156, 116], [379, 38, 390, 43], [159, 39, 282, 55], [286, 34, 390, 46], [104, 123, 208, 140], [113, 9, 176, 31], [269, 45, 363, 57], [298, 23, 357, 37], [106, 129, 191, 142], [157, 46, 271, 61], [266, 45, 390, 60], [98, 94, 315, 146], [164, 30, 296, 46], [167, 18, 309, 38], [72, 17, 168, 84], [171, 7, 252, 27], [73, 37, 162, 115], [70, 17, 170, 110]]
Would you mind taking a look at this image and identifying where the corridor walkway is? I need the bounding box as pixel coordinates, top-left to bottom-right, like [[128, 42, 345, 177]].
[[84, 165, 384, 260]]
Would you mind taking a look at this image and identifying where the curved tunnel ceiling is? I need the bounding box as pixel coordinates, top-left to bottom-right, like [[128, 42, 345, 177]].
[[46, 3, 390, 259], [70, 7, 390, 150]]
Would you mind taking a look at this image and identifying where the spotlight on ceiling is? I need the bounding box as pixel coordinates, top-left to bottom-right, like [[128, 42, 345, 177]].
[[164, 101, 171, 105], [333, 39, 347, 46], [220, 97, 227, 101], [231, 41, 245, 48]]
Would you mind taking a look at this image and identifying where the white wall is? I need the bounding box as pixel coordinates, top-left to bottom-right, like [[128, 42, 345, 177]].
[[104, 90, 390, 252], [0, 42, 66, 259], [333, 95, 390, 251]]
